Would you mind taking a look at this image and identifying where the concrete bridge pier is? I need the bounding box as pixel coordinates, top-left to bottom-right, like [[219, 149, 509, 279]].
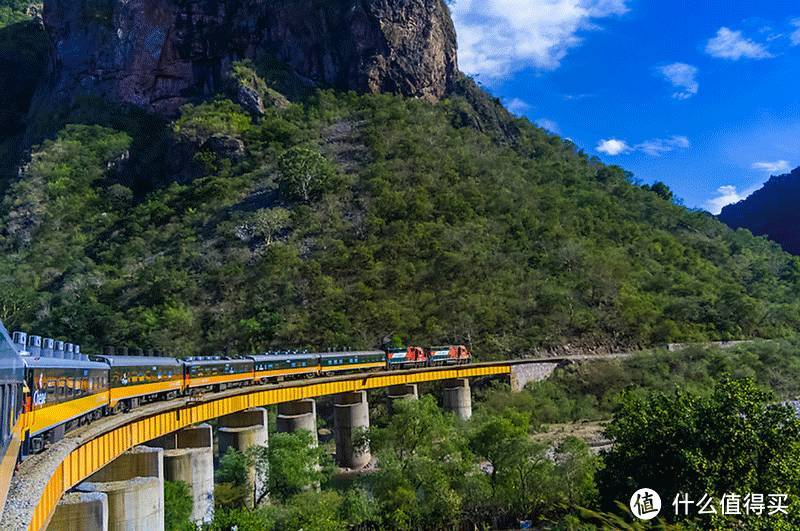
[[71, 446, 165, 531], [277, 399, 318, 445], [151, 424, 215, 525], [386, 383, 419, 413], [48, 491, 108, 531], [217, 408, 268, 508], [441, 378, 472, 420], [334, 391, 371, 469]]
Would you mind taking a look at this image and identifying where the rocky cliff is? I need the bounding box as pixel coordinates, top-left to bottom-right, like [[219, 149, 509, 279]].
[[718, 167, 800, 255], [39, 0, 458, 115]]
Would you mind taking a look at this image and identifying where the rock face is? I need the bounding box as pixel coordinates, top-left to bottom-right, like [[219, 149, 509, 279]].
[[39, 0, 458, 115], [718, 167, 800, 255]]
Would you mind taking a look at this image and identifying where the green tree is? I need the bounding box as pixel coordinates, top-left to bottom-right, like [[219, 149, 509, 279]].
[[215, 447, 250, 508], [338, 487, 380, 528], [251, 207, 292, 246], [600, 377, 800, 527], [164, 480, 193, 531], [468, 409, 531, 497], [209, 506, 279, 531], [276, 491, 346, 531], [554, 437, 599, 509], [367, 396, 470, 529], [277, 145, 336, 202], [265, 430, 330, 502], [646, 181, 674, 202]]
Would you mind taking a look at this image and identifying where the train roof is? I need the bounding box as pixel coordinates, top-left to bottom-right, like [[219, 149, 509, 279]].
[[0, 320, 23, 371], [249, 353, 319, 362], [90, 355, 182, 367], [182, 357, 253, 366], [22, 356, 109, 371], [317, 350, 384, 358]]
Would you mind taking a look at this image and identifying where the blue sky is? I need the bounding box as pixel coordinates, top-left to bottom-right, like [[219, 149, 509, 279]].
[[450, 0, 800, 212]]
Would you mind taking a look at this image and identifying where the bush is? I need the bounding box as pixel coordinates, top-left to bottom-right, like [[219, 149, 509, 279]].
[[173, 100, 252, 143], [164, 480, 193, 531]]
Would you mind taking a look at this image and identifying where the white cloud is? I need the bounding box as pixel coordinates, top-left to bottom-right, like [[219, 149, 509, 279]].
[[751, 160, 791, 174], [705, 27, 773, 60], [563, 93, 595, 101], [535, 118, 561, 133], [506, 98, 531, 115], [636, 136, 691, 156], [705, 185, 763, 214], [451, 0, 629, 79], [791, 19, 800, 46], [596, 136, 689, 157], [596, 138, 631, 156], [657, 63, 699, 100]]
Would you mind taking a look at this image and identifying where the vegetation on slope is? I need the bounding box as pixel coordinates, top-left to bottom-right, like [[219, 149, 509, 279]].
[[1, 81, 800, 355], [479, 339, 800, 426]]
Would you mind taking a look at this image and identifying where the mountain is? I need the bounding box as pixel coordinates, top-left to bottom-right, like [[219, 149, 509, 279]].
[[719, 167, 800, 255], [38, 0, 457, 116], [1, 0, 800, 358]]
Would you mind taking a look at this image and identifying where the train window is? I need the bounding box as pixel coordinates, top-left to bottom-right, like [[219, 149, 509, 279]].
[[58, 378, 67, 398]]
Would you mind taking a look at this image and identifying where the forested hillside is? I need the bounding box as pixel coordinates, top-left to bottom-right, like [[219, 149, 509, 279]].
[[1, 1, 799, 358]]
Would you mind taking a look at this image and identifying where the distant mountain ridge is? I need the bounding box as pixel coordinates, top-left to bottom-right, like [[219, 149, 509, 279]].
[[718, 167, 800, 254]]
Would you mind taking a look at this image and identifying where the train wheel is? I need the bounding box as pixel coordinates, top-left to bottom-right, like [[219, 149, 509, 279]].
[[29, 436, 44, 454]]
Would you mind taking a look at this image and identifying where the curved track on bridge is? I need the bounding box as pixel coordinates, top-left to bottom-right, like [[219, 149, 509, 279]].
[[5, 359, 578, 530]]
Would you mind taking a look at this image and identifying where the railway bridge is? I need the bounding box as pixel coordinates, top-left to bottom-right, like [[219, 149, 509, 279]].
[[1, 358, 583, 531]]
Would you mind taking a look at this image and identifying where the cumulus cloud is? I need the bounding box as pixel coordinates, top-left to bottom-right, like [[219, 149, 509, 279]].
[[596, 139, 632, 156], [506, 98, 531, 115], [705, 185, 752, 215], [636, 136, 691, 156], [535, 118, 561, 134], [451, 0, 629, 79], [705, 27, 773, 60], [657, 63, 699, 100], [792, 19, 800, 46], [751, 160, 791, 174]]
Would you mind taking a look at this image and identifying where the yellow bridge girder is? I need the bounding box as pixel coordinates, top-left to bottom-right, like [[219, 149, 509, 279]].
[[21, 363, 511, 531]]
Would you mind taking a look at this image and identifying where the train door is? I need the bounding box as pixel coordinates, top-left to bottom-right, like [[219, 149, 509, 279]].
[[1, 385, 7, 445]]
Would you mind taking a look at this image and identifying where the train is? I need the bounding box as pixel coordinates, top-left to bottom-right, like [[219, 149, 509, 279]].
[[0, 319, 471, 513]]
